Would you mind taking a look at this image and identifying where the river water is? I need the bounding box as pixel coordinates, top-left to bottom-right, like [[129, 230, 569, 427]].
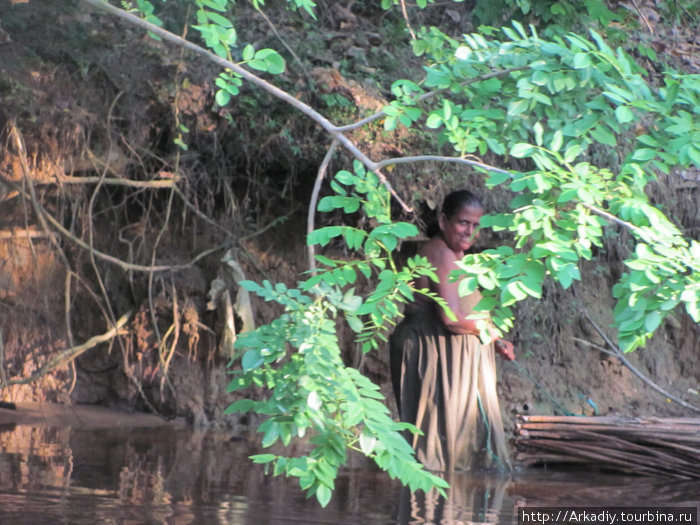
[[0, 422, 698, 524]]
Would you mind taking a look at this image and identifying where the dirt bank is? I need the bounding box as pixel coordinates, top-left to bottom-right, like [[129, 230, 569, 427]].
[[0, 2, 698, 447]]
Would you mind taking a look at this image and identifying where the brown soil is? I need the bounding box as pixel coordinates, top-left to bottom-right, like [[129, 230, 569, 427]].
[[0, 401, 185, 429], [0, 1, 698, 452]]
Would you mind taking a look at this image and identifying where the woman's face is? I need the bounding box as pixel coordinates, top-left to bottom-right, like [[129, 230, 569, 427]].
[[439, 204, 484, 253]]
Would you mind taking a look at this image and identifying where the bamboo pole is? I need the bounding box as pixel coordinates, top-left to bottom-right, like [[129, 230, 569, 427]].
[[515, 414, 700, 479]]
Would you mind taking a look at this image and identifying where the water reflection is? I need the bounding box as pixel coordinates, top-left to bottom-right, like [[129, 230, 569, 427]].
[[0, 422, 698, 524], [397, 473, 510, 525]]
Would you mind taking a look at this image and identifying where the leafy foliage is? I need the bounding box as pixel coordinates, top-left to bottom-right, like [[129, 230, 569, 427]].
[[385, 22, 700, 351], [228, 162, 448, 505], [471, 0, 623, 33], [118, 0, 700, 505], [125, 0, 287, 105]]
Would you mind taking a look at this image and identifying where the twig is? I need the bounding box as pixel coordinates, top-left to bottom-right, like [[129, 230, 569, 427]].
[[148, 32, 190, 346], [629, 0, 654, 34], [86, 92, 125, 353], [6, 173, 224, 272], [307, 138, 340, 274], [399, 0, 417, 40], [11, 125, 41, 269], [580, 202, 649, 239], [64, 270, 75, 360], [175, 184, 298, 242], [334, 66, 528, 133], [9, 123, 76, 274], [256, 7, 309, 81], [65, 266, 78, 396], [80, 0, 337, 136], [4, 311, 133, 386], [0, 228, 57, 239], [80, 2, 529, 217], [239, 209, 300, 242], [172, 186, 234, 238], [148, 182, 177, 343], [79, 0, 418, 214], [374, 154, 511, 175], [58, 175, 178, 188], [574, 309, 700, 414], [516, 415, 700, 478], [0, 332, 7, 389], [158, 275, 179, 396]]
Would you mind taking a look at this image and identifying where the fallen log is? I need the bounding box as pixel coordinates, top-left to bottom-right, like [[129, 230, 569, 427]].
[[515, 415, 700, 479]]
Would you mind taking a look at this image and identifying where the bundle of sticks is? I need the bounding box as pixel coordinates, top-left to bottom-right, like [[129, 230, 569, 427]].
[[515, 415, 700, 479]]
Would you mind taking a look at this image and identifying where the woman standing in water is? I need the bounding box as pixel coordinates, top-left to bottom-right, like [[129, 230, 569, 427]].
[[390, 189, 514, 472]]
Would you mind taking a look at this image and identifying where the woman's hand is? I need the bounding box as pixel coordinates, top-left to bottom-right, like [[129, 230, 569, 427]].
[[494, 339, 515, 361], [486, 325, 515, 360]]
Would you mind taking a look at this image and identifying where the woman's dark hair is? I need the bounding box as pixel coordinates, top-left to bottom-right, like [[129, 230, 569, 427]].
[[441, 189, 485, 218], [424, 189, 485, 237]]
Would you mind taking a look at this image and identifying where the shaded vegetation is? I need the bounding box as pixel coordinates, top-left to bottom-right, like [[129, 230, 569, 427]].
[[0, 0, 698, 505]]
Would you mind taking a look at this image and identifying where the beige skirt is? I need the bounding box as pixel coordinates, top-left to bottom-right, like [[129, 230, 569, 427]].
[[390, 311, 511, 472]]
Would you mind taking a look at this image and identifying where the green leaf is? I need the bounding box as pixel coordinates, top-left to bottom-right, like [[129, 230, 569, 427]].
[[631, 148, 656, 161], [256, 48, 286, 74], [242, 349, 263, 371], [242, 44, 255, 61], [573, 52, 592, 69], [215, 89, 231, 106], [318, 196, 360, 213], [205, 11, 233, 28], [316, 483, 332, 507], [688, 145, 700, 167], [564, 143, 582, 163], [615, 106, 634, 124], [590, 125, 616, 146], [307, 226, 342, 246], [359, 431, 378, 455], [251, 454, 277, 464], [307, 391, 322, 411], [346, 314, 364, 332], [486, 171, 511, 187], [644, 311, 662, 332], [426, 113, 442, 128], [508, 99, 529, 116], [533, 122, 544, 146], [248, 59, 267, 72], [510, 143, 534, 158], [225, 399, 255, 414], [261, 422, 280, 447], [549, 130, 563, 152], [504, 281, 528, 302]]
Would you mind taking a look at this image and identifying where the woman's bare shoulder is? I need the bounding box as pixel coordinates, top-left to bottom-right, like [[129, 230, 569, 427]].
[[420, 236, 456, 266]]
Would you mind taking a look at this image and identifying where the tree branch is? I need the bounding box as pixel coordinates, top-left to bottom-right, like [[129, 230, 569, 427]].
[[575, 309, 700, 414], [334, 66, 529, 133], [374, 154, 511, 175], [0, 332, 7, 390], [580, 202, 648, 238], [2, 310, 133, 387], [58, 175, 178, 188], [307, 138, 340, 273], [5, 173, 223, 273], [0, 228, 57, 239], [81, 0, 338, 132], [399, 0, 417, 40], [80, 0, 520, 215], [255, 7, 310, 81]]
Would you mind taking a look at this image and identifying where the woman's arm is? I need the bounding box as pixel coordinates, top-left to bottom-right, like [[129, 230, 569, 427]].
[[425, 239, 516, 360], [426, 241, 482, 335]]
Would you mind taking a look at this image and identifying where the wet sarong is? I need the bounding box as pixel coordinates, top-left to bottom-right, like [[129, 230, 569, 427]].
[[390, 310, 510, 472]]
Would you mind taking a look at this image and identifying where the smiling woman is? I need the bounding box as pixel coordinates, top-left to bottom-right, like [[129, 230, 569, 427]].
[[390, 189, 514, 473]]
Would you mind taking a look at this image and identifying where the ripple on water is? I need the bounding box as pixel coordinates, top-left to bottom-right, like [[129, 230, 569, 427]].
[[1, 424, 699, 524]]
